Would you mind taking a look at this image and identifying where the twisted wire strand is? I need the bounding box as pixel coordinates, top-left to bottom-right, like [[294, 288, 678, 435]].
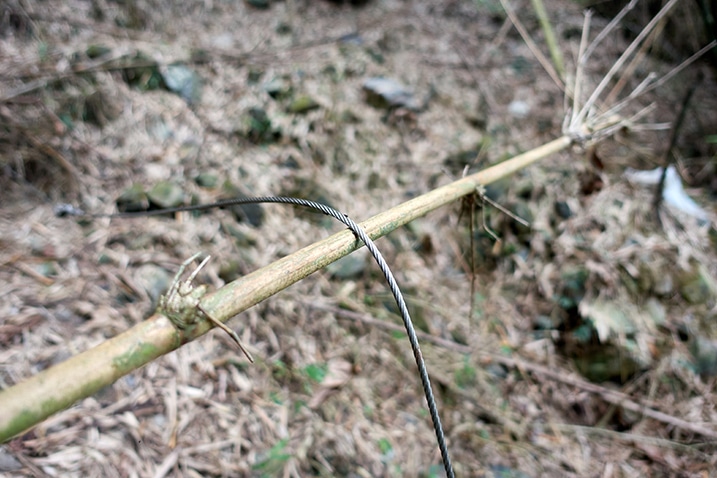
[[64, 196, 455, 477]]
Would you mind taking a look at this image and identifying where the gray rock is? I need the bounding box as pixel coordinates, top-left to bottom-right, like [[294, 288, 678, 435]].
[[362, 77, 421, 110], [147, 181, 185, 209]]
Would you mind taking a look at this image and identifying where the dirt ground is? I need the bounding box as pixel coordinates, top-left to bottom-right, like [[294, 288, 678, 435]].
[[2, 0, 717, 476]]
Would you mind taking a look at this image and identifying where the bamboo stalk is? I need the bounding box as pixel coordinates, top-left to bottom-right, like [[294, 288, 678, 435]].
[[0, 135, 572, 442], [530, 0, 565, 80]]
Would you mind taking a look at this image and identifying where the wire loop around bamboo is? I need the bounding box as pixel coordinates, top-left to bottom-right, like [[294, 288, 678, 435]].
[[0, 135, 572, 442]]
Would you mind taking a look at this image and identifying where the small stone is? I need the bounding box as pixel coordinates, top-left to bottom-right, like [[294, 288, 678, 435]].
[[82, 89, 123, 127], [247, 68, 264, 84], [246, 0, 270, 9], [340, 109, 361, 123], [219, 259, 244, 283], [134, 264, 172, 304], [572, 347, 640, 383], [86, 44, 111, 59], [116, 183, 149, 213], [275, 22, 292, 35], [244, 107, 281, 144], [147, 181, 185, 209], [160, 64, 201, 103], [287, 95, 320, 114], [222, 182, 264, 227], [36, 261, 58, 277], [338, 32, 364, 45], [508, 100, 530, 118], [554, 200, 572, 219], [224, 224, 256, 247], [279, 177, 335, 228], [195, 172, 218, 189], [263, 77, 292, 99], [362, 77, 419, 110], [327, 251, 367, 279]]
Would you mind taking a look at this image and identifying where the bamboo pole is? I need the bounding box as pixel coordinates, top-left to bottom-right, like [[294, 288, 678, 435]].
[[0, 135, 572, 442]]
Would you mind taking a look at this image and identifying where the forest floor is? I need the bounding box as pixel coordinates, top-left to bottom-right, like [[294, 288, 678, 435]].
[[2, 0, 717, 476]]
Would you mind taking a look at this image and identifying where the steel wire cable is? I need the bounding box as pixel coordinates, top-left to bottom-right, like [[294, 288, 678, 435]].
[[60, 196, 455, 477]]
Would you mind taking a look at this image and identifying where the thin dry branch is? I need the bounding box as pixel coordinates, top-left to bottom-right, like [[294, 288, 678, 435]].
[[599, 41, 717, 125], [574, 0, 681, 128], [582, 0, 639, 63], [567, 9, 592, 130], [501, 357, 717, 440], [553, 425, 711, 459], [499, 0, 565, 92], [603, 13, 668, 106]]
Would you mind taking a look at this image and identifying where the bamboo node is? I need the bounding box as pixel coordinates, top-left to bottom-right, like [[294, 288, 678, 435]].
[[159, 252, 211, 330], [160, 253, 254, 362]]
